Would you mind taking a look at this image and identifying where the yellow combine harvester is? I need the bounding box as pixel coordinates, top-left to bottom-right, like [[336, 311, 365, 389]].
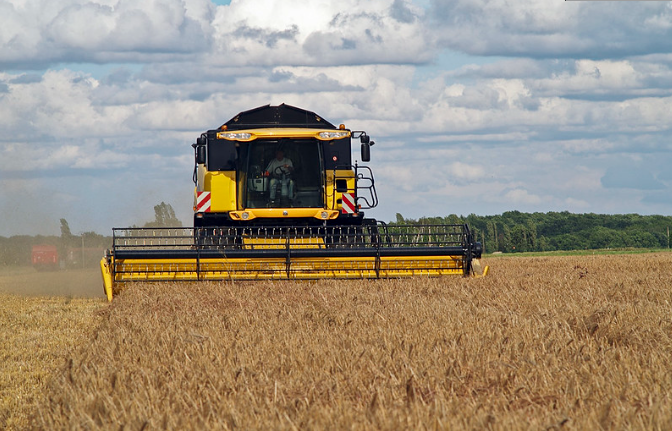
[[100, 104, 485, 301]]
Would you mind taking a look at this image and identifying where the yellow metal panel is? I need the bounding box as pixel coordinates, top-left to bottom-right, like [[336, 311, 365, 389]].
[[217, 128, 351, 141], [242, 236, 326, 249], [109, 255, 466, 288], [100, 258, 114, 302], [204, 171, 237, 212], [229, 209, 339, 220], [326, 169, 355, 211]]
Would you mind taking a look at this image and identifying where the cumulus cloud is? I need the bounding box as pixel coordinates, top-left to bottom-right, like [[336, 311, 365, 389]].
[[503, 188, 543, 205], [0, 70, 110, 139], [2, 0, 672, 235], [429, 0, 672, 59], [210, 0, 432, 66], [0, 0, 214, 68]]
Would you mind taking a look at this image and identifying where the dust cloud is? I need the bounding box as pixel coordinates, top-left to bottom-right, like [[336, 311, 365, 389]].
[[0, 267, 105, 299]]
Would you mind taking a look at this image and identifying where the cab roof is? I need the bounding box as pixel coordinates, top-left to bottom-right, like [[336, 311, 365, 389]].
[[220, 104, 337, 131]]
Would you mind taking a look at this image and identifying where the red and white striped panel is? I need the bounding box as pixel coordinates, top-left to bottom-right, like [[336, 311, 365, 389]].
[[196, 191, 211, 212], [341, 192, 356, 214]]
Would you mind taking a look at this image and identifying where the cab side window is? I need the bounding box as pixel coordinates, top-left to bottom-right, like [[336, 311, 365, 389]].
[[208, 140, 237, 171], [323, 138, 351, 170]]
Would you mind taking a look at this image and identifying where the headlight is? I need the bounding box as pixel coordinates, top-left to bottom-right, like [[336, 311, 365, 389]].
[[218, 132, 253, 141], [318, 131, 350, 140]]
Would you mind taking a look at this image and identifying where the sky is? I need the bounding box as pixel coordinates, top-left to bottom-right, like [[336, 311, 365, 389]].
[[1, 0, 672, 237]]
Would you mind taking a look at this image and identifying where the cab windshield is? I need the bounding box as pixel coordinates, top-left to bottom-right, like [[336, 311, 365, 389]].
[[244, 139, 324, 208]]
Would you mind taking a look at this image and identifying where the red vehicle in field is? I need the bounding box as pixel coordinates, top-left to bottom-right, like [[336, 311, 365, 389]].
[[32, 245, 59, 271]]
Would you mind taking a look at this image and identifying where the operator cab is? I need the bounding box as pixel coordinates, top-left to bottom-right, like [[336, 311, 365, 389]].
[[193, 104, 377, 227], [244, 139, 324, 208]]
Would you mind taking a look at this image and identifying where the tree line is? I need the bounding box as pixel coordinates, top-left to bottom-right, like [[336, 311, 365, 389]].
[[391, 211, 672, 253], [2, 209, 669, 267]]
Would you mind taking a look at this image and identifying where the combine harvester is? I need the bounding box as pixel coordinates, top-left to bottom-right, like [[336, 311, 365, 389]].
[[101, 104, 486, 301]]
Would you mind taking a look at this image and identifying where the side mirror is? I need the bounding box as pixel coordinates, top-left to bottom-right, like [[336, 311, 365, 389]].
[[196, 145, 206, 165], [360, 135, 370, 144], [361, 142, 370, 162]]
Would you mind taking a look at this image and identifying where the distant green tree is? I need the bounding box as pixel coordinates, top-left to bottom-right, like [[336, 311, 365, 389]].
[[588, 227, 623, 249], [510, 224, 536, 252], [81, 231, 107, 248], [59, 218, 76, 258], [498, 224, 511, 252], [623, 231, 659, 248], [552, 233, 588, 251], [60, 219, 73, 238], [387, 211, 672, 253], [537, 235, 553, 251], [144, 202, 182, 227]]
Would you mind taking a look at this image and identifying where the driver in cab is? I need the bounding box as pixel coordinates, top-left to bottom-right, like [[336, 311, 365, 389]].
[[265, 149, 294, 202]]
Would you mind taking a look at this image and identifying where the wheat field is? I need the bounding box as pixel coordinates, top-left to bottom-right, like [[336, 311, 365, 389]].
[[2, 253, 672, 430]]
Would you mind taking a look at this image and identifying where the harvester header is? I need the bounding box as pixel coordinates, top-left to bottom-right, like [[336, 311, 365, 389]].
[[101, 104, 485, 300]]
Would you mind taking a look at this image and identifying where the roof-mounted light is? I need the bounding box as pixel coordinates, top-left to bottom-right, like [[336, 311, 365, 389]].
[[318, 131, 350, 140], [218, 131, 254, 141], [215, 128, 350, 141]]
